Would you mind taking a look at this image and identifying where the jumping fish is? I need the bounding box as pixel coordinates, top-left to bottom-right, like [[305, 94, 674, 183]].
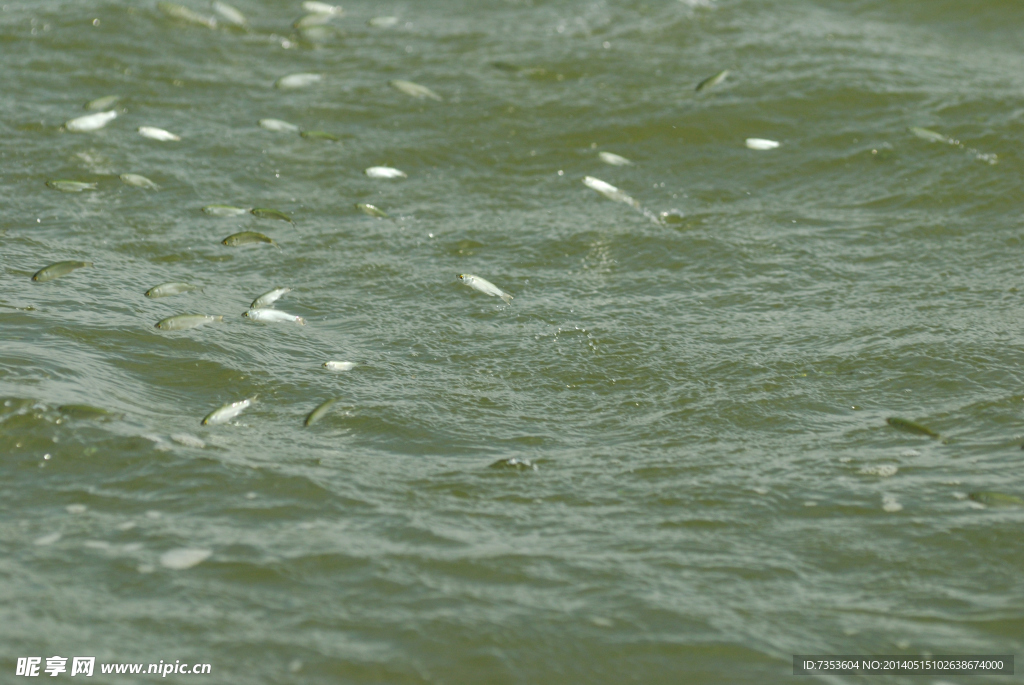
[[323, 361, 355, 371], [46, 180, 97, 192], [212, 1, 248, 27], [155, 314, 223, 331], [968, 491, 1024, 508], [304, 398, 340, 426], [365, 166, 406, 179], [368, 16, 399, 28], [138, 126, 181, 141], [202, 204, 249, 216], [146, 282, 199, 298], [84, 95, 121, 111], [201, 397, 255, 425], [250, 287, 290, 309], [242, 309, 305, 324], [355, 203, 388, 218], [157, 1, 218, 28], [695, 69, 729, 92], [120, 173, 160, 189], [251, 207, 293, 223], [259, 118, 299, 132], [32, 261, 92, 282], [457, 274, 513, 304], [275, 73, 322, 89], [598, 151, 633, 166], [746, 138, 780, 150], [302, 1, 343, 14], [389, 80, 443, 101], [909, 127, 948, 143], [64, 110, 117, 132], [222, 231, 277, 247], [293, 13, 333, 29], [583, 176, 639, 208], [886, 417, 940, 439]]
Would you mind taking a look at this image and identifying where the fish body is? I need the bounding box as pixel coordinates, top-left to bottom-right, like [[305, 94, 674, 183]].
[[250, 287, 291, 309], [910, 127, 947, 143], [294, 13, 333, 29], [583, 176, 639, 208], [304, 398, 339, 426], [202, 204, 249, 216], [32, 261, 92, 282], [46, 180, 97, 193], [368, 16, 399, 27], [157, 2, 217, 28], [389, 80, 443, 101], [65, 110, 117, 132], [138, 126, 181, 141], [886, 417, 940, 439], [355, 203, 388, 218], [276, 73, 322, 89], [251, 207, 293, 223], [146, 282, 199, 298], [302, 1, 343, 14], [323, 361, 355, 371], [120, 173, 160, 189], [365, 166, 406, 179], [201, 397, 254, 425], [84, 95, 121, 111], [58, 404, 121, 420], [598, 151, 633, 166], [457, 274, 513, 304], [212, 1, 247, 27], [243, 308, 305, 325], [695, 69, 729, 92], [746, 138, 780, 150], [259, 118, 299, 132], [968, 491, 1024, 508], [155, 314, 223, 331], [222, 231, 277, 247]]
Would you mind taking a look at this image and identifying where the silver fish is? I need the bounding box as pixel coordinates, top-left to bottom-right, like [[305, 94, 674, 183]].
[[65, 110, 117, 132], [457, 274, 513, 304], [120, 173, 160, 190], [84, 95, 121, 111], [745, 138, 780, 150], [146, 282, 199, 298], [302, 1, 343, 14], [583, 176, 639, 208], [368, 16, 399, 28], [212, 1, 247, 27], [695, 69, 729, 92], [46, 180, 97, 193], [293, 13, 333, 29], [250, 287, 291, 309], [32, 261, 92, 282], [259, 118, 299, 132], [157, 1, 218, 28], [242, 309, 305, 325], [389, 80, 443, 101], [202, 204, 249, 216], [155, 314, 223, 331], [355, 203, 388, 218], [201, 397, 255, 425], [275, 73, 322, 89], [304, 398, 340, 426], [138, 126, 181, 141], [598, 151, 633, 166], [323, 361, 356, 371], [365, 166, 406, 179], [909, 127, 948, 143]]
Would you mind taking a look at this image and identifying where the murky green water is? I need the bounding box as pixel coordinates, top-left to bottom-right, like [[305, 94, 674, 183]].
[[2, 1, 1023, 682]]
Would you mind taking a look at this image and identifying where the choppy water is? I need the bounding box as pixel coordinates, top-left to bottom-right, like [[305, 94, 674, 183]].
[[2, 1, 1023, 683]]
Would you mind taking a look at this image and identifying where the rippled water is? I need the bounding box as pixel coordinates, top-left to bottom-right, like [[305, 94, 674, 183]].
[[2, 1, 1023, 682]]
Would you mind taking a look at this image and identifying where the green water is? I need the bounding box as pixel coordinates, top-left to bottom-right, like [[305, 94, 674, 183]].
[[2, 1, 1023, 683]]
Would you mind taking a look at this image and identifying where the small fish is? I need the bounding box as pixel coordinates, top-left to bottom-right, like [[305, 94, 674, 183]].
[[275, 73, 322, 89], [251, 207, 293, 223], [457, 274, 513, 304], [201, 396, 255, 425], [222, 231, 277, 247], [32, 261, 92, 282], [389, 80, 443, 101], [583, 176, 639, 208], [323, 361, 355, 371], [968, 491, 1024, 508], [84, 95, 121, 111], [58, 404, 121, 420], [293, 13, 333, 29], [355, 203, 388, 218], [212, 1, 247, 27], [157, 1, 217, 28], [64, 110, 117, 132], [365, 166, 407, 179], [138, 126, 181, 141], [146, 282, 199, 298], [598, 151, 633, 166], [202, 204, 249, 216], [120, 173, 160, 190], [155, 314, 223, 331], [304, 398, 340, 426], [909, 127, 947, 143], [259, 118, 299, 132], [242, 308, 305, 325], [886, 417, 940, 439], [746, 138, 780, 150], [695, 69, 729, 92], [368, 16, 399, 28], [250, 287, 291, 309], [46, 180, 97, 193], [302, 1, 343, 14], [300, 130, 339, 141]]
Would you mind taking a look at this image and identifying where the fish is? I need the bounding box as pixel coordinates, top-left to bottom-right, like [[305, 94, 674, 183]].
[[695, 69, 729, 92], [201, 396, 255, 425], [64, 110, 117, 132], [212, 1, 247, 27], [355, 203, 388, 218], [250, 287, 291, 309], [365, 166, 407, 179], [389, 80, 443, 101], [202, 204, 249, 216], [304, 398, 340, 426], [157, 2, 217, 28], [146, 282, 199, 298], [886, 417, 940, 439], [138, 126, 181, 141], [457, 274, 513, 304], [909, 127, 947, 143], [745, 138, 780, 150], [46, 180, 97, 193], [155, 314, 223, 331], [598, 151, 633, 166], [302, 1, 343, 14], [58, 404, 122, 420], [222, 231, 278, 247], [259, 118, 299, 132], [275, 73, 322, 89], [32, 261, 92, 282], [368, 16, 399, 28], [293, 13, 333, 29], [583, 176, 639, 208], [968, 491, 1024, 508], [242, 309, 305, 325], [323, 361, 356, 371], [300, 130, 339, 141], [84, 95, 121, 111], [120, 173, 160, 190], [251, 207, 293, 223]]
